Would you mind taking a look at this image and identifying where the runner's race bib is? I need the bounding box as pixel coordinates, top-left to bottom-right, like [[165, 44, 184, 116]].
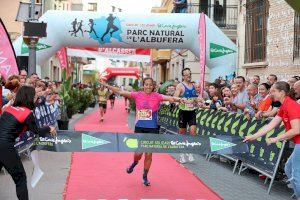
[[99, 96, 107, 102], [180, 98, 196, 111], [137, 109, 152, 120]]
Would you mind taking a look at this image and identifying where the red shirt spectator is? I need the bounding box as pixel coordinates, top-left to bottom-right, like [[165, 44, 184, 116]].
[[277, 96, 300, 144]]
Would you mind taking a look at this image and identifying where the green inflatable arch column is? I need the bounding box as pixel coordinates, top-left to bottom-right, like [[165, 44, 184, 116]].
[[285, 0, 300, 12]]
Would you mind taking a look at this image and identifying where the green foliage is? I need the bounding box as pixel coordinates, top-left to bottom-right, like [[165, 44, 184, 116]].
[[59, 69, 72, 121], [129, 79, 139, 111], [77, 88, 94, 111], [132, 79, 139, 91], [59, 69, 96, 118]]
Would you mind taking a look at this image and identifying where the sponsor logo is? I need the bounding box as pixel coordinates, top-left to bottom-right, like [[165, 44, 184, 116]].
[[82, 134, 111, 150], [210, 43, 236, 58], [124, 138, 138, 149], [21, 42, 52, 54], [209, 137, 236, 152]]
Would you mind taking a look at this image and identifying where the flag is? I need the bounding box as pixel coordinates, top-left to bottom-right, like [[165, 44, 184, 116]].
[[0, 18, 19, 80], [199, 13, 206, 96], [57, 47, 68, 69]]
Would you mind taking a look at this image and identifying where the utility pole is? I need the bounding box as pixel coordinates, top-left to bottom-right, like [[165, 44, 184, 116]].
[[28, 0, 37, 76]]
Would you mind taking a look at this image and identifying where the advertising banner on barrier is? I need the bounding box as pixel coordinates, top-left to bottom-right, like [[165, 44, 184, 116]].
[[34, 102, 59, 127], [14, 103, 59, 151], [158, 104, 286, 174], [32, 131, 248, 154]]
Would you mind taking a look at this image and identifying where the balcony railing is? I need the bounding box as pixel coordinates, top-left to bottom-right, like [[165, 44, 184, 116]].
[[188, 4, 238, 29]]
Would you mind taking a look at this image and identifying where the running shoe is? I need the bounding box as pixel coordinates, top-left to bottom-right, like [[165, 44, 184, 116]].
[[143, 177, 151, 186], [187, 153, 195, 162], [179, 153, 186, 164], [126, 165, 135, 174]]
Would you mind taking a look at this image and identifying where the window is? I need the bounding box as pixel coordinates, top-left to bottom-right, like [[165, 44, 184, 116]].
[[88, 3, 97, 11], [294, 12, 300, 59], [245, 0, 269, 63]]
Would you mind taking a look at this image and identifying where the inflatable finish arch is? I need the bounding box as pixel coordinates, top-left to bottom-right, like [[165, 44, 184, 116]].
[[100, 67, 140, 80], [13, 10, 236, 81]]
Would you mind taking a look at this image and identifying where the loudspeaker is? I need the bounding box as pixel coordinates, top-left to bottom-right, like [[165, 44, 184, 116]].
[[17, 56, 28, 72]]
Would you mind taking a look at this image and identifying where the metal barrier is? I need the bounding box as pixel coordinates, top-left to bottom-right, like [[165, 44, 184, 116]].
[[158, 104, 287, 194]]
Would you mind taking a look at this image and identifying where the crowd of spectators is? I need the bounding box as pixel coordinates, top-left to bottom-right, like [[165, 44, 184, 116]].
[[163, 74, 300, 120], [1, 70, 62, 116]]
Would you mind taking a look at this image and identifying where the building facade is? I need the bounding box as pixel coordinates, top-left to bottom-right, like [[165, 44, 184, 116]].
[[151, 0, 238, 83], [237, 0, 300, 81]]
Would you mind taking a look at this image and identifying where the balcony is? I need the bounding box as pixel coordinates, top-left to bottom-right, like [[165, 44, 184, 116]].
[[188, 4, 238, 30]]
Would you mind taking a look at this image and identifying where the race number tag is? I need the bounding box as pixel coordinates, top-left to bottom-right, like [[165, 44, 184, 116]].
[[137, 109, 152, 120], [185, 99, 195, 110]]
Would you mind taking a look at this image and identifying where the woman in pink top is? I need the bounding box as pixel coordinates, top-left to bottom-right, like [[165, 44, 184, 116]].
[[100, 78, 181, 186]]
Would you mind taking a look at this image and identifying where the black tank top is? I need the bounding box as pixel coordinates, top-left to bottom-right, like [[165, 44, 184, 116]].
[[0, 106, 50, 144]]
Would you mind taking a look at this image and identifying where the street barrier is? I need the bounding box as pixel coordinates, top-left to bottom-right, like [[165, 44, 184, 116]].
[[31, 131, 248, 154], [158, 104, 287, 194]]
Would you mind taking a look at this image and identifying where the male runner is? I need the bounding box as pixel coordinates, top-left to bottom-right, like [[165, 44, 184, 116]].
[[98, 85, 109, 122], [174, 68, 198, 163]]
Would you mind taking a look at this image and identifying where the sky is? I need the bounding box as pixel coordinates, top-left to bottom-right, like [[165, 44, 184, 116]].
[[100, 0, 162, 13]]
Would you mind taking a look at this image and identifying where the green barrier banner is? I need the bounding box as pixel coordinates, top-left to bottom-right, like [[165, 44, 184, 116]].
[[158, 104, 286, 175], [32, 131, 248, 154]]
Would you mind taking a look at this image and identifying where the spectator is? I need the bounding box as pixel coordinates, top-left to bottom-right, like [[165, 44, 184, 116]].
[[220, 79, 227, 87], [195, 81, 209, 100], [44, 76, 50, 82], [254, 83, 272, 119], [1, 77, 10, 105], [219, 83, 238, 112], [2, 75, 21, 112], [267, 74, 277, 86], [153, 81, 158, 92], [293, 80, 300, 103], [252, 75, 260, 85], [244, 81, 300, 199], [20, 78, 26, 85], [19, 69, 28, 79], [232, 76, 249, 113], [221, 86, 231, 98], [209, 92, 222, 110], [208, 83, 220, 99], [245, 77, 251, 88], [166, 85, 176, 96], [30, 73, 39, 83], [203, 83, 222, 110], [172, 0, 187, 13], [244, 84, 261, 118], [214, 0, 224, 25], [173, 80, 180, 88], [204, 81, 210, 93], [288, 76, 300, 88], [257, 87, 281, 119]]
